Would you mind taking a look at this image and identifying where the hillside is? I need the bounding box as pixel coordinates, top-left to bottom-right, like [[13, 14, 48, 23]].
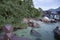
[[48, 7, 60, 12]]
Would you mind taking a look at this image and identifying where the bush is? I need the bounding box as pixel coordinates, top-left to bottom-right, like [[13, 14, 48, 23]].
[[13, 23, 28, 29]]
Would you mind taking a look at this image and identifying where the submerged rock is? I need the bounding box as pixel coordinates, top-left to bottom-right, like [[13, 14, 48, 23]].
[[30, 29, 41, 37]]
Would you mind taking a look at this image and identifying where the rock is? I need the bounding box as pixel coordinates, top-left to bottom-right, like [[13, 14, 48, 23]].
[[30, 30, 41, 37]]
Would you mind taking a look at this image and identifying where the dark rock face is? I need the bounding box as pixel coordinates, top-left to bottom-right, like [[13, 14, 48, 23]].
[[53, 26, 60, 40], [50, 20, 57, 23]]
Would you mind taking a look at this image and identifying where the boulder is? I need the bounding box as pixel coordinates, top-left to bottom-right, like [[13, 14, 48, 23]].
[[42, 17, 50, 23]]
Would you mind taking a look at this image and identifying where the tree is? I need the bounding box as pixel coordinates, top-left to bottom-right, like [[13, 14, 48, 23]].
[[0, 0, 43, 28]]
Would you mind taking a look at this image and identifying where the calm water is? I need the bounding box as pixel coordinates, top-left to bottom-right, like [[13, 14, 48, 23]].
[[14, 21, 60, 40]]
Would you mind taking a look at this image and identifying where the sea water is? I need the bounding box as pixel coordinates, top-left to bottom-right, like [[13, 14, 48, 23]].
[[14, 21, 60, 40]]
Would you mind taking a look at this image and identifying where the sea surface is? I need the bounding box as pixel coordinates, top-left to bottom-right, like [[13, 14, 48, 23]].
[[14, 21, 60, 40]]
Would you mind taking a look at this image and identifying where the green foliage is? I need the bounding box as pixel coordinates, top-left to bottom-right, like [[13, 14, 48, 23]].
[[0, 0, 43, 28], [13, 23, 28, 29]]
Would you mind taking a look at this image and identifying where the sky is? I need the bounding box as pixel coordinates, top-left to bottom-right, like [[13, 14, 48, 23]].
[[33, 0, 60, 10]]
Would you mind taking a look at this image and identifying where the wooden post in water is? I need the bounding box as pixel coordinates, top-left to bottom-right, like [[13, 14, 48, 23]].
[[3, 24, 13, 40]]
